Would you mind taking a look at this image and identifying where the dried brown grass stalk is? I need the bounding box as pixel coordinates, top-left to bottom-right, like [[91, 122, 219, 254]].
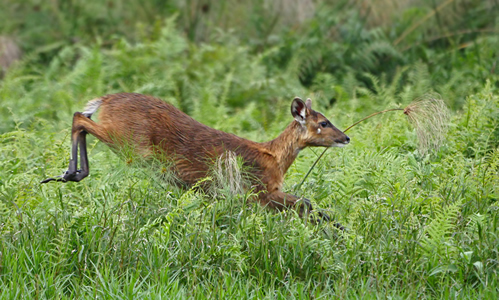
[[296, 94, 450, 192]]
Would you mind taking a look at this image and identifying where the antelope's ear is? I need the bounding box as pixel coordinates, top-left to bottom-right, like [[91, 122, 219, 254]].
[[305, 98, 312, 109], [291, 97, 308, 124]]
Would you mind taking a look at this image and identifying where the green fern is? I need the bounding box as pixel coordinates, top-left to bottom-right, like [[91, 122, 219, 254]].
[[420, 199, 462, 259]]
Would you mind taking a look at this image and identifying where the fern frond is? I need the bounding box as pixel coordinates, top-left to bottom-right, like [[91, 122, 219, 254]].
[[420, 199, 462, 258]]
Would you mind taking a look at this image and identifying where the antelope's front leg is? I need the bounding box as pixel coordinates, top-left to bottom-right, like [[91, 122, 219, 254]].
[[262, 191, 322, 218], [262, 190, 344, 229], [261, 190, 305, 215]]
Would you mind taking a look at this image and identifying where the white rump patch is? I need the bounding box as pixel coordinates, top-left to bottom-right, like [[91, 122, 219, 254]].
[[82, 98, 103, 118]]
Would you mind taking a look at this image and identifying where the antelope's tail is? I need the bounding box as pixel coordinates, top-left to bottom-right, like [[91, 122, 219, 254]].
[[82, 98, 103, 118]]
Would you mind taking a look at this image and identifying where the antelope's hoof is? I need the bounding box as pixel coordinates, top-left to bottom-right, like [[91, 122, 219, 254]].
[[333, 222, 345, 231], [40, 170, 80, 184], [41, 174, 67, 184]]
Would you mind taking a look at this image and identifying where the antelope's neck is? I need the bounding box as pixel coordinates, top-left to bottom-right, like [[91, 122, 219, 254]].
[[262, 121, 306, 175]]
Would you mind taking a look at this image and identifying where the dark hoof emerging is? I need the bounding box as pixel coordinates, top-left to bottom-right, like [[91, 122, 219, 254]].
[[315, 211, 346, 231], [41, 174, 67, 184], [41, 170, 85, 184], [333, 222, 345, 231]]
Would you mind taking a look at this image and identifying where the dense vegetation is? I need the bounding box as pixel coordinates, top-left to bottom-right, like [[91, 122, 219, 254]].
[[1, 0, 498, 298]]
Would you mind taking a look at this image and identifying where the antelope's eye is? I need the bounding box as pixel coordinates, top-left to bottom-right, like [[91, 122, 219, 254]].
[[320, 121, 328, 128]]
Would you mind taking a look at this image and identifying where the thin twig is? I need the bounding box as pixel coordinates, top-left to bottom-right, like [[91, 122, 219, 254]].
[[294, 146, 329, 193], [343, 108, 404, 132]]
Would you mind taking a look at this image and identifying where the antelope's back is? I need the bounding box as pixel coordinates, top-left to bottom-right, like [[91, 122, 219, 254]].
[[95, 93, 265, 183], [96, 93, 204, 150]]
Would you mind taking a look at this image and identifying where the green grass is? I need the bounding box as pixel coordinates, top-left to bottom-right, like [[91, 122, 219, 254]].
[[1, 1, 499, 299]]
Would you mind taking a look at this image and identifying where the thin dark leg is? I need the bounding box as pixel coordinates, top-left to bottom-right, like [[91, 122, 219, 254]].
[[75, 131, 89, 180], [315, 210, 345, 231], [298, 196, 345, 230], [61, 130, 90, 182], [67, 134, 79, 175], [41, 131, 89, 183], [41, 130, 79, 183]]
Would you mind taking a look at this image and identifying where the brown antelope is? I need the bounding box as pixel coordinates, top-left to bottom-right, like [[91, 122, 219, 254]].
[[42, 93, 350, 222]]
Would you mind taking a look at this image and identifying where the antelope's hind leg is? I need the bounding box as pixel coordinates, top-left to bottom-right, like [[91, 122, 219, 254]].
[[41, 112, 94, 183]]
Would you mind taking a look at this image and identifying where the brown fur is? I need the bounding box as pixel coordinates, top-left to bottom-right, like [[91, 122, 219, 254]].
[[49, 93, 350, 215]]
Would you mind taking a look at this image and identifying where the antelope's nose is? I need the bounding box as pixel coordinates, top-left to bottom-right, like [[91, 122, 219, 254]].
[[345, 136, 350, 143]]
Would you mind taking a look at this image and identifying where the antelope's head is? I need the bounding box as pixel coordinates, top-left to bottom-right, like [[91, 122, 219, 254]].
[[291, 97, 350, 148]]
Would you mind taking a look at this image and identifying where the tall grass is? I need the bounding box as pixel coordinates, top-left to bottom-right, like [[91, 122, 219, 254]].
[[1, 1, 499, 298]]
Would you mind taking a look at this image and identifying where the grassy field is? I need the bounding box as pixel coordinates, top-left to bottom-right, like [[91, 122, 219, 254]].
[[1, 1, 499, 298]]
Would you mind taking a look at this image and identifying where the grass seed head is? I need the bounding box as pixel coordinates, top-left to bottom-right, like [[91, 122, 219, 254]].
[[403, 94, 450, 154]]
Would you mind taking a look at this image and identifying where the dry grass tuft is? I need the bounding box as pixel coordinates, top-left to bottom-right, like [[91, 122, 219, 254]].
[[403, 94, 450, 154], [211, 151, 246, 198]]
